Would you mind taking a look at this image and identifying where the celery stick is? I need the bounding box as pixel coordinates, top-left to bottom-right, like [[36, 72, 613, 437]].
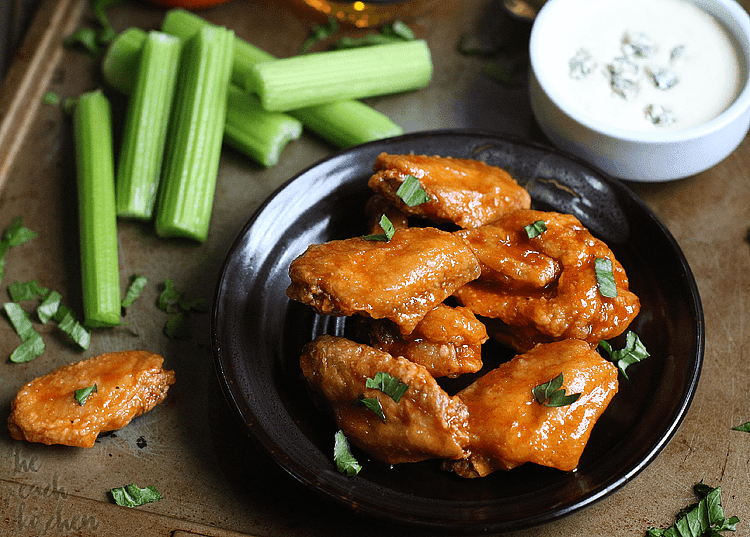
[[116, 31, 181, 220], [102, 27, 301, 165], [158, 9, 404, 147], [247, 40, 433, 112], [155, 25, 234, 242], [289, 100, 402, 148], [161, 8, 273, 87], [225, 86, 302, 167], [73, 89, 121, 328]]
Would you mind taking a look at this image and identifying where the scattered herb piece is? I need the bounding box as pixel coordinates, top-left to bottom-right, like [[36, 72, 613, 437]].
[[163, 311, 191, 340], [333, 430, 361, 476], [594, 257, 618, 298], [64, 28, 101, 55], [42, 91, 60, 105], [357, 395, 385, 421], [157, 279, 183, 313], [157, 280, 208, 340], [37, 290, 62, 324], [109, 483, 162, 508], [732, 421, 750, 433], [532, 372, 581, 407], [122, 275, 148, 309], [7, 280, 49, 302], [524, 220, 547, 239], [366, 371, 408, 402], [396, 175, 431, 207], [74, 384, 97, 405], [3, 302, 46, 363], [363, 214, 395, 242], [647, 482, 739, 537], [598, 330, 649, 379], [299, 17, 339, 54], [54, 304, 91, 350]]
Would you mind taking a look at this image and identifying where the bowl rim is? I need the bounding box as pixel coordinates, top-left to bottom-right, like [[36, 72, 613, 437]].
[[529, 0, 750, 143]]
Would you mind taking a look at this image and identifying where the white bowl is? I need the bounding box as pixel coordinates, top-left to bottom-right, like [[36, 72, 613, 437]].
[[529, 0, 750, 182]]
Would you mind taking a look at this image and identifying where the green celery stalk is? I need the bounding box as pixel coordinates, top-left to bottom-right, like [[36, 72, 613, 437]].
[[225, 86, 302, 167], [116, 31, 181, 219], [247, 40, 433, 112], [289, 100, 402, 148], [161, 8, 274, 87], [102, 27, 302, 165], [73, 89, 121, 328], [155, 25, 234, 241], [159, 9, 404, 147]]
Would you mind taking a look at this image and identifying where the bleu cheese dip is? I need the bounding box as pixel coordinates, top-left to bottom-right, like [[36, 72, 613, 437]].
[[537, 0, 742, 132]]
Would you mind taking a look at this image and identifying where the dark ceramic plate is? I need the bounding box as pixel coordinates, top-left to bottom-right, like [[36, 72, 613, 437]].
[[211, 130, 703, 533]]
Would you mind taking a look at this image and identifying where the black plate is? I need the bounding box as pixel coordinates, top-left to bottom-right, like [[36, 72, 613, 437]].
[[211, 129, 703, 533]]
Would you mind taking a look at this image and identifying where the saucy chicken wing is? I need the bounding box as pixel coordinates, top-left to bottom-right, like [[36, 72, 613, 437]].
[[454, 210, 640, 352], [287, 226, 481, 334], [368, 153, 531, 229], [362, 303, 488, 378], [444, 339, 618, 477], [300, 335, 469, 464], [8, 350, 175, 448]]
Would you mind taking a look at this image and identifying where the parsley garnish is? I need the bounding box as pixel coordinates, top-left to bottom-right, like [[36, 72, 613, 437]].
[[396, 175, 431, 207], [732, 421, 750, 433], [333, 430, 361, 476], [365, 371, 408, 402], [599, 330, 650, 379], [74, 384, 97, 405], [594, 257, 618, 298], [3, 302, 45, 363], [157, 279, 208, 340], [121, 275, 147, 309], [357, 396, 385, 421], [524, 220, 547, 239], [362, 214, 396, 242], [647, 482, 739, 537], [532, 372, 581, 407], [109, 483, 162, 508], [0, 216, 38, 285]]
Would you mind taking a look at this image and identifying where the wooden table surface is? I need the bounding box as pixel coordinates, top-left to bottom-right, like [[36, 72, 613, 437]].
[[1, 0, 749, 535]]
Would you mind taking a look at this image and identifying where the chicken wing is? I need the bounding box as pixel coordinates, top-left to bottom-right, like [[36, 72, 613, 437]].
[[454, 210, 640, 352], [287, 226, 482, 334], [8, 350, 175, 448], [367, 153, 531, 229], [362, 303, 487, 378], [444, 339, 618, 477], [300, 335, 469, 464]]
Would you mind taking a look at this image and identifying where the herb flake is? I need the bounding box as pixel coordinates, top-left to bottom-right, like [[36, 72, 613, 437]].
[[74, 384, 97, 405], [524, 220, 547, 239], [363, 214, 395, 242], [109, 483, 162, 508], [732, 421, 750, 433], [599, 330, 649, 379], [333, 430, 361, 476], [366, 371, 408, 402], [396, 175, 431, 207], [121, 275, 148, 309], [647, 482, 739, 537], [532, 373, 581, 407], [357, 395, 385, 421], [595, 257, 618, 298]]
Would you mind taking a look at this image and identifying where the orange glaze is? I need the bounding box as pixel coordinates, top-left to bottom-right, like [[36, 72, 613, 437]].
[[447, 339, 618, 476], [8, 351, 175, 448]]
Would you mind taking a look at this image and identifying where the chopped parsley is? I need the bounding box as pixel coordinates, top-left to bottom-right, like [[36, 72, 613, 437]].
[[109, 483, 162, 508], [732, 421, 750, 433], [333, 430, 361, 476], [396, 175, 431, 207], [3, 302, 45, 363], [157, 279, 208, 340], [74, 384, 97, 405], [357, 396, 385, 421], [366, 371, 408, 402], [532, 372, 581, 407], [595, 256, 618, 298], [121, 274, 148, 309], [363, 214, 395, 242], [524, 220, 547, 239], [647, 482, 739, 537], [599, 330, 650, 379], [0, 216, 38, 285]]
